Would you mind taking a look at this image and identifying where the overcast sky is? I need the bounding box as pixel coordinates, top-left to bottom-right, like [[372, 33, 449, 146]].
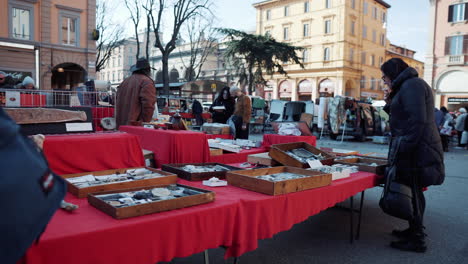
[[111, 0, 430, 61]]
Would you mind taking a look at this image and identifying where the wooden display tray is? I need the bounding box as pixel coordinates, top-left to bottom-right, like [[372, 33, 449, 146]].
[[210, 148, 223, 156], [161, 163, 241, 181], [226, 166, 332, 195], [269, 142, 335, 168], [247, 152, 279, 166], [62, 167, 177, 198], [319, 147, 359, 157], [88, 184, 215, 219], [334, 157, 388, 175]]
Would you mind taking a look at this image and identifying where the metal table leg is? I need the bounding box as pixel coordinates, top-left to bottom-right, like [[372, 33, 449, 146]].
[[356, 191, 365, 240], [350, 195, 354, 244], [204, 250, 210, 264]]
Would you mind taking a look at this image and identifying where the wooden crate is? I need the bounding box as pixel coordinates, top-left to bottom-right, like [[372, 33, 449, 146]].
[[334, 157, 388, 175], [61, 167, 177, 198], [210, 148, 223, 156], [88, 184, 215, 219], [226, 166, 332, 195], [269, 142, 335, 168], [247, 152, 278, 166], [161, 163, 241, 181]]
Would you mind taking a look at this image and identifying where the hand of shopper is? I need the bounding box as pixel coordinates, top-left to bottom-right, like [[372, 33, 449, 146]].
[[242, 124, 247, 130]]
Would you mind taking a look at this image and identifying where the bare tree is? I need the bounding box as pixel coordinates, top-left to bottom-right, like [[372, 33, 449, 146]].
[[124, 0, 143, 60], [146, 0, 212, 95], [95, 0, 125, 72], [179, 16, 217, 81]]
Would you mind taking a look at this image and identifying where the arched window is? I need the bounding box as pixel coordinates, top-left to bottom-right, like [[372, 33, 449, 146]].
[[155, 71, 163, 83], [170, 69, 179, 83], [324, 47, 330, 61]]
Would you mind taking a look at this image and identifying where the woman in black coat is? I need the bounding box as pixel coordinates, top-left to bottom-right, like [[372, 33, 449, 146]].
[[381, 58, 445, 253], [209, 87, 235, 124]]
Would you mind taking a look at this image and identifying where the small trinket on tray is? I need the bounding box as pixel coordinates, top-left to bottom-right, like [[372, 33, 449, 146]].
[[202, 177, 228, 187]]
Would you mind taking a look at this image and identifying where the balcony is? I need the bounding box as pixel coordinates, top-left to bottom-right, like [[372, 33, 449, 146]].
[[448, 55, 465, 66]]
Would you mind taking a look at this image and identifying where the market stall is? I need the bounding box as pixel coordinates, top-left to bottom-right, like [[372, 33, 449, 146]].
[[43, 132, 145, 175], [22, 173, 379, 264]]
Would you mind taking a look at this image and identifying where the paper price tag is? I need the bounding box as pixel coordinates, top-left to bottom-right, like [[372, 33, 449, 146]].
[[307, 159, 323, 169]]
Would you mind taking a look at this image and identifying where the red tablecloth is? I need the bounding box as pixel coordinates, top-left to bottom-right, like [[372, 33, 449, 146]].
[[120, 126, 210, 167], [205, 134, 233, 140], [22, 173, 379, 264], [162, 112, 211, 120], [43, 132, 145, 175], [92, 106, 115, 131], [210, 147, 267, 164], [262, 134, 317, 148]]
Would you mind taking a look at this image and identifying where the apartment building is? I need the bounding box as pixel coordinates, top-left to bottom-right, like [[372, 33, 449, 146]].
[[0, 0, 96, 90], [254, 0, 390, 101], [425, 0, 468, 110]]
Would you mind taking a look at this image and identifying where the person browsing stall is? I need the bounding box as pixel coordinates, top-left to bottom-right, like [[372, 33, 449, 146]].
[[116, 58, 156, 128], [230, 86, 251, 139], [381, 58, 445, 253], [209, 86, 235, 124]]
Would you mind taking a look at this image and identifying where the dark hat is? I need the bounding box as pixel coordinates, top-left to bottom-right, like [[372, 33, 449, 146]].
[[130, 58, 151, 72]]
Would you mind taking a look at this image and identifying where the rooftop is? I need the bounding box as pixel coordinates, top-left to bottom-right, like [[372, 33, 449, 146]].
[[253, 0, 391, 8]]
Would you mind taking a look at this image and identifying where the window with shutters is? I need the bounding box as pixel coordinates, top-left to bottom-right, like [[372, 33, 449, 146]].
[[351, 0, 356, 9], [372, 30, 377, 43], [303, 49, 309, 62], [324, 47, 331, 61], [446, 35, 464, 55], [370, 77, 376, 90], [283, 27, 289, 40], [382, 12, 387, 23], [363, 1, 368, 15], [380, 34, 385, 46], [303, 23, 310, 37], [284, 6, 289, 16], [361, 76, 366, 89], [371, 54, 375, 66], [379, 56, 384, 65], [372, 7, 378, 19], [362, 25, 367, 39], [449, 3, 467, 22], [325, 20, 332, 34], [304, 1, 310, 13], [266, 9, 271, 20], [350, 48, 354, 62], [351, 20, 355, 35], [325, 0, 331, 9], [361, 52, 366, 64]]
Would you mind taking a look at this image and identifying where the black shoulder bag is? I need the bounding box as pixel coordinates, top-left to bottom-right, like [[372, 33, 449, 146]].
[[379, 137, 414, 221]]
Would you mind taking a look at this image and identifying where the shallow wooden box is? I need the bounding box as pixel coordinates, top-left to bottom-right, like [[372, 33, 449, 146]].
[[334, 157, 388, 175], [226, 166, 332, 195], [61, 167, 177, 198], [319, 147, 359, 157], [88, 184, 215, 219], [247, 152, 278, 166], [161, 163, 241, 181], [269, 142, 335, 168], [210, 148, 223, 156]]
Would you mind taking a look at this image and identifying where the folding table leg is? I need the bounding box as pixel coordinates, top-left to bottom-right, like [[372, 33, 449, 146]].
[[356, 191, 365, 240], [349, 195, 354, 244], [204, 250, 210, 264]]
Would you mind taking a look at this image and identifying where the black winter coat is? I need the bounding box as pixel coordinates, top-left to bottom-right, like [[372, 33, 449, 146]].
[[385, 67, 445, 187], [209, 98, 235, 124]]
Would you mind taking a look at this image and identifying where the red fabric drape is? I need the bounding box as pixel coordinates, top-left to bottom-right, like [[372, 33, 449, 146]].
[[43, 132, 145, 175], [262, 134, 317, 149], [120, 126, 210, 167]]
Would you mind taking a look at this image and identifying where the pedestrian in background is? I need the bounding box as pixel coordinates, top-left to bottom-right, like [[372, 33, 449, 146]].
[[116, 58, 156, 128], [439, 106, 453, 152], [230, 86, 252, 139], [381, 58, 445, 253], [209, 86, 235, 124], [454, 108, 467, 149]]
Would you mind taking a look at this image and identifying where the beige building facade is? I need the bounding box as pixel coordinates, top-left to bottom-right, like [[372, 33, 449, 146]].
[[424, 0, 468, 110], [0, 0, 96, 90], [254, 0, 390, 101]]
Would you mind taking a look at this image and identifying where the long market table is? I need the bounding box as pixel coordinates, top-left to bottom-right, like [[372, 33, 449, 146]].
[[43, 132, 145, 175], [21, 172, 379, 264], [263, 134, 317, 148]]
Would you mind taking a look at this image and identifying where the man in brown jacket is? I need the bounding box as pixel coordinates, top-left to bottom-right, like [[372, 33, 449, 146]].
[[230, 86, 252, 139], [116, 58, 156, 128]]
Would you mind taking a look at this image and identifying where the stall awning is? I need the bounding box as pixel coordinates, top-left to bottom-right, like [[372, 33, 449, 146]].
[[155, 82, 186, 89]]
